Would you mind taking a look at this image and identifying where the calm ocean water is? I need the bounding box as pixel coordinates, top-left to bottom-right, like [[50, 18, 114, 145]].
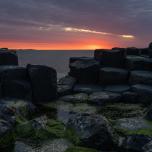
[[17, 50, 94, 78]]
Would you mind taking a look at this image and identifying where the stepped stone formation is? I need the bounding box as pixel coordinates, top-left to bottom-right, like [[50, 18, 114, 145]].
[[0, 48, 57, 102], [1, 43, 152, 152], [68, 42, 152, 105]]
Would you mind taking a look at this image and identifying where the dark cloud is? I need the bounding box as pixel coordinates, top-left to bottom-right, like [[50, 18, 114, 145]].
[[0, 0, 151, 48]]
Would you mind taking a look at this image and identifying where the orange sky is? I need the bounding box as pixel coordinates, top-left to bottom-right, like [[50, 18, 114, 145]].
[[0, 0, 151, 50], [0, 40, 112, 50]]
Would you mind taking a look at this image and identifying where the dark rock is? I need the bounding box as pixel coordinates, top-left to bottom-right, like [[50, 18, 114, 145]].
[[69, 57, 94, 64], [143, 141, 152, 152], [115, 118, 152, 151], [58, 75, 76, 86], [115, 117, 152, 131], [141, 48, 149, 55], [14, 141, 33, 152], [125, 55, 152, 70], [0, 118, 15, 150], [149, 42, 152, 49], [0, 67, 31, 100], [115, 117, 152, 151], [101, 103, 145, 120], [94, 49, 125, 68], [126, 47, 141, 55], [0, 99, 36, 120], [58, 85, 73, 97], [131, 84, 152, 104], [73, 84, 104, 94], [68, 113, 117, 150], [69, 59, 100, 84], [65, 146, 98, 152], [40, 101, 98, 124], [14, 139, 72, 152], [27, 64, 57, 103], [1, 67, 28, 81], [99, 67, 129, 85], [122, 91, 139, 103], [60, 93, 88, 103], [0, 48, 9, 51], [2, 80, 32, 100], [149, 42, 152, 57], [119, 135, 152, 152], [15, 116, 67, 141], [104, 85, 130, 93], [89, 91, 121, 105], [0, 51, 18, 65], [130, 71, 152, 85], [58, 76, 76, 96], [0, 66, 20, 80], [112, 47, 126, 52], [149, 50, 152, 58], [145, 106, 152, 121]]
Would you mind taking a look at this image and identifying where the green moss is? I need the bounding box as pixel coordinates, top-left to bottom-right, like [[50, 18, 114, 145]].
[[0, 131, 15, 149], [146, 120, 152, 126], [15, 117, 80, 144], [46, 119, 66, 138], [114, 119, 152, 137], [15, 114, 28, 124], [65, 128, 80, 145], [47, 119, 80, 144], [65, 146, 98, 152], [115, 127, 152, 137], [128, 129, 152, 136], [15, 121, 34, 138], [101, 103, 145, 120]]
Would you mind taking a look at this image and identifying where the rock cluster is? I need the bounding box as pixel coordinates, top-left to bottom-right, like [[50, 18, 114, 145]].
[[1, 43, 152, 152], [67, 43, 152, 105], [56, 42, 152, 152], [0, 49, 57, 103]]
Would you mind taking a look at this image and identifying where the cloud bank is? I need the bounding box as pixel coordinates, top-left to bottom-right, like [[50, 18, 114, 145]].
[[0, 0, 151, 49]]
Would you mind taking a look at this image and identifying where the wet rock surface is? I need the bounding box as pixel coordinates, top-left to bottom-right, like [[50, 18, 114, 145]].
[[104, 85, 130, 93], [0, 51, 18, 66], [58, 75, 76, 96], [94, 49, 125, 68], [0, 45, 152, 152], [125, 55, 152, 70], [73, 84, 103, 94], [27, 64, 57, 103], [89, 91, 121, 105], [69, 58, 100, 84], [130, 70, 152, 85], [60, 93, 88, 103], [99, 67, 129, 85], [131, 84, 152, 104], [68, 113, 116, 150]]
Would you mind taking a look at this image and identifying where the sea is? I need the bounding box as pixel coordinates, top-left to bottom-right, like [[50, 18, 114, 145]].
[[17, 50, 94, 79]]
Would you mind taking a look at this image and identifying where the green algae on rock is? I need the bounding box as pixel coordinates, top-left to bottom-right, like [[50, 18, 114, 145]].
[[0, 99, 36, 122], [15, 116, 65, 140], [39, 101, 99, 124], [101, 103, 145, 120], [114, 117, 152, 137], [0, 119, 15, 151], [60, 93, 89, 103], [15, 115, 80, 145], [65, 146, 98, 152], [67, 113, 117, 151], [14, 138, 72, 152]]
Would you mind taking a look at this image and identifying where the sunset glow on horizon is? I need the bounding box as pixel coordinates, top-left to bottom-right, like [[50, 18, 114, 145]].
[[0, 0, 151, 50], [0, 40, 111, 50]]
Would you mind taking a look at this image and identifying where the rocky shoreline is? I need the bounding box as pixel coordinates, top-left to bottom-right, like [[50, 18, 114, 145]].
[[0, 44, 152, 152]]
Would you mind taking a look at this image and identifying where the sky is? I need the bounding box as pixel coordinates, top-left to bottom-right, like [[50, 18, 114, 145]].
[[0, 0, 152, 50]]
